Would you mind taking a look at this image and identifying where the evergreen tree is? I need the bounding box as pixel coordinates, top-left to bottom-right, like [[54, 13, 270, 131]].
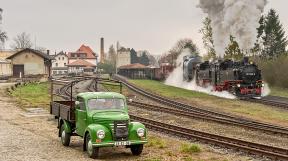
[[199, 17, 216, 60], [256, 9, 287, 59], [107, 45, 116, 73], [139, 53, 150, 66], [130, 48, 138, 64], [224, 35, 244, 60]]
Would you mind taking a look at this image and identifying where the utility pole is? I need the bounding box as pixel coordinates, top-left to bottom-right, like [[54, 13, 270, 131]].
[[115, 41, 119, 74]]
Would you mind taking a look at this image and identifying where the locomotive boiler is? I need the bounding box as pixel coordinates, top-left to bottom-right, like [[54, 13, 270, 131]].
[[183, 56, 264, 98], [183, 55, 202, 81]]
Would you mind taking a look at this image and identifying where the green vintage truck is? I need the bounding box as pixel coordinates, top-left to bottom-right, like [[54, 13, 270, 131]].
[[50, 91, 147, 158]]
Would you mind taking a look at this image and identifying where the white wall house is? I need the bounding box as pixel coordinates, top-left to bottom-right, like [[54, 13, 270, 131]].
[[51, 51, 68, 75], [116, 47, 131, 68]]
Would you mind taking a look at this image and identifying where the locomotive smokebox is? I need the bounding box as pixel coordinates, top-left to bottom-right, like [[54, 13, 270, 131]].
[[243, 57, 249, 65]]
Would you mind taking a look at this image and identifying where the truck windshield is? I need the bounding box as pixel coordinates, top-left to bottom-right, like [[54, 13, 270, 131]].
[[87, 98, 125, 110]]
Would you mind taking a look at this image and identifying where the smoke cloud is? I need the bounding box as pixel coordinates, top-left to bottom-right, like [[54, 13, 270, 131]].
[[198, 0, 267, 57]]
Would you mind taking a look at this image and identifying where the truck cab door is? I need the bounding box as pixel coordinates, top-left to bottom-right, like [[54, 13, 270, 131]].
[[75, 97, 87, 136]]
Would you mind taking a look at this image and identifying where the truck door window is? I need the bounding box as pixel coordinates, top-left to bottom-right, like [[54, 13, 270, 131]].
[[77, 97, 85, 111]]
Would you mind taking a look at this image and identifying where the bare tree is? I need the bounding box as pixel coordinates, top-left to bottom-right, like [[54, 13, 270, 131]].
[[0, 8, 8, 49], [10, 32, 33, 49]]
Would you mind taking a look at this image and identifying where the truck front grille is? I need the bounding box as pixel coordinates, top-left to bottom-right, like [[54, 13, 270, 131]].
[[110, 120, 128, 141]]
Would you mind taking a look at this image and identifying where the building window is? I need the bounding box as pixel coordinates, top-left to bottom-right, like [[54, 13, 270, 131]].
[[64, 63, 66, 66], [62, 57, 64, 60], [58, 57, 60, 60], [56, 63, 58, 67]]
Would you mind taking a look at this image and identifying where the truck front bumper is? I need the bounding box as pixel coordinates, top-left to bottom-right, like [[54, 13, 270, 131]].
[[92, 140, 147, 147]]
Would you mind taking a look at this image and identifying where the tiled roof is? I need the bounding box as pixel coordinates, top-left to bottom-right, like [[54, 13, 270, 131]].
[[118, 63, 148, 69], [70, 44, 96, 58], [6, 48, 52, 60], [67, 59, 96, 67]]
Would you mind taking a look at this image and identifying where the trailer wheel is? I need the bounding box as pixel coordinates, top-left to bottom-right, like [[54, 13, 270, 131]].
[[85, 133, 99, 158], [130, 144, 143, 155], [60, 124, 71, 146]]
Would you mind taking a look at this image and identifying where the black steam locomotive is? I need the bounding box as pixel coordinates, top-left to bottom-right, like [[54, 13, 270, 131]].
[[183, 56, 263, 98]]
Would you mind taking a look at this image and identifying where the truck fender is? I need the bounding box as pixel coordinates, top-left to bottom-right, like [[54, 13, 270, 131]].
[[84, 124, 111, 144], [129, 122, 147, 139], [58, 119, 72, 137]]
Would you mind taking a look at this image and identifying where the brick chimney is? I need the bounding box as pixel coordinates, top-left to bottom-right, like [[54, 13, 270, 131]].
[[100, 37, 104, 63]]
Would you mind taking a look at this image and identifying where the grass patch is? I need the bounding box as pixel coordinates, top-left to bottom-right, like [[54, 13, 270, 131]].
[[182, 157, 195, 161], [102, 82, 122, 93], [11, 82, 50, 108], [180, 143, 201, 154], [146, 136, 167, 149], [129, 79, 212, 99], [143, 158, 162, 161], [270, 86, 288, 98]]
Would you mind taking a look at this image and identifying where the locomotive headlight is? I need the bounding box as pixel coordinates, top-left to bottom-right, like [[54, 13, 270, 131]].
[[97, 130, 105, 139], [137, 128, 145, 137], [237, 84, 241, 87]]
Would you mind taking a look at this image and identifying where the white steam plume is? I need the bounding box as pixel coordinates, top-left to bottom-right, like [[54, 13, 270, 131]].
[[198, 0, 267, 57], [165, 49, 236, 99]]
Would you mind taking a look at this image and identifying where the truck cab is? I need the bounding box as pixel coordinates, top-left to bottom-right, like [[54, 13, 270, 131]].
[[51, 92, 147, 158]]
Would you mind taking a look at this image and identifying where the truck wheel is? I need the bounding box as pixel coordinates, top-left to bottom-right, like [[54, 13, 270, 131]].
[[85, 133, 99, 158], [130, 144, 143, 156], [60, 124, 70, 146]]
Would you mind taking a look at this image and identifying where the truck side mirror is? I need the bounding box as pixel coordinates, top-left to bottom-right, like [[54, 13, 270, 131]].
[[75, 101, 80, 106]]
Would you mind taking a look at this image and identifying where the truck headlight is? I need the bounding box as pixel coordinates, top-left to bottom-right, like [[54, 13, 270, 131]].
[[137, 128, 145, 137], [262, 83, 265, 87], [97, 130, 105, 139], [237, 84, 241, 87]]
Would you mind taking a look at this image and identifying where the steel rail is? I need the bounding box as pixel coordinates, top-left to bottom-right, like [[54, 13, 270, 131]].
[[130, 114, 288, 161], [128, 101, 288, 135]]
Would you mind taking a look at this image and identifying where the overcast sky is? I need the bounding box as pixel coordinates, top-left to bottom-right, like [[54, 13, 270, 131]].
[[1, 0, 287, 55]]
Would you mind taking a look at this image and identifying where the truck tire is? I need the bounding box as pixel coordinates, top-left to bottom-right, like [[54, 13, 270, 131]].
[[85, 133, 99, 158], [130, 144, 143, 155], [60, 124, 71, 146]]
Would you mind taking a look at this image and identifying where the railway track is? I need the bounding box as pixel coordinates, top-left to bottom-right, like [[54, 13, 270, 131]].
[[113, 75, 288, 136], [130, 114, 288, 161], [128, 101, 288, 135], [245, 96, 288, 110], [55, 76, 288, 160]]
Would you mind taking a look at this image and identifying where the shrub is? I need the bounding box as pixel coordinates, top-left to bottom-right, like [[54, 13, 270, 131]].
[[180, 143, 201, 154], [147, 136, 167, 149], [256, 55, 288, 88]]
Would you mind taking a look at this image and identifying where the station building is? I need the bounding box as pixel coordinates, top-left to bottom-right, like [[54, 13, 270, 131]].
[[6, 48, 52, 78]]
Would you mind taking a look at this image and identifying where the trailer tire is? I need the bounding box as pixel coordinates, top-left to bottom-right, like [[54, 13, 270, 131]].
[[60, 123, 71, 146], [130, 144, 143, 155]]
